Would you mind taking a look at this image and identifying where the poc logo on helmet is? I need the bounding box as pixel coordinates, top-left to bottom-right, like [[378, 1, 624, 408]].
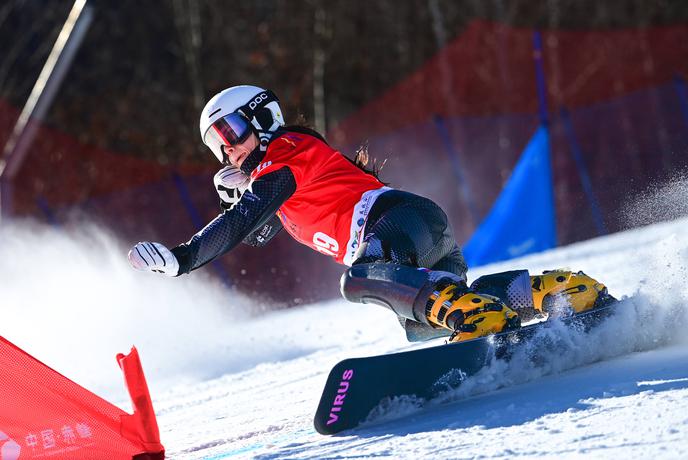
[[248, 92, 269, 110]]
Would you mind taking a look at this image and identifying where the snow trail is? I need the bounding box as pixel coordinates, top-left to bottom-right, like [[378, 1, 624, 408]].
[[2, 179, 688, 458]]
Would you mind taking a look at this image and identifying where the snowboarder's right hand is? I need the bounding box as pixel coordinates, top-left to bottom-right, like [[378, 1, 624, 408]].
[[214, 165, 251, 210], [128, 242, 180, 276]]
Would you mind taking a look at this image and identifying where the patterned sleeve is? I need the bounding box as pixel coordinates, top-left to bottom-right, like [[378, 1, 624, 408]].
[[171, 167, 295, 274]]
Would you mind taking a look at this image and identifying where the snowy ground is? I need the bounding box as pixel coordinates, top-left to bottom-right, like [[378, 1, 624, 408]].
[[3, 202, 688, 458]]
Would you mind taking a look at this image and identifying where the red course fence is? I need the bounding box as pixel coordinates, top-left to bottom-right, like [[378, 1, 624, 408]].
[[2, 20, 688, 304]]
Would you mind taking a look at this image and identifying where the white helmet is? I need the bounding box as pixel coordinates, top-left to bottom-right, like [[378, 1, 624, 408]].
[[199, 85, 285, 163]]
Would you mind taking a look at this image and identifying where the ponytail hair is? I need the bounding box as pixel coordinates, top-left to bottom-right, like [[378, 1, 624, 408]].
[[283, 118, 387, 183], [350, 140, 387, 183]]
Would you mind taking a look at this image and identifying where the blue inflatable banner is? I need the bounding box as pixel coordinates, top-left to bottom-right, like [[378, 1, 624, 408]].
[[463, 125, 555, 267]]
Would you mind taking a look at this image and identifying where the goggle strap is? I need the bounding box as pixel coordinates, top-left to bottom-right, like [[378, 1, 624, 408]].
[[237, 90, 280, 133], [236, 89, 279, 120]]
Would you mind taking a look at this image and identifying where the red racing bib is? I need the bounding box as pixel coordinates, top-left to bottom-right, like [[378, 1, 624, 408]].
[[251, 132, 388, 264]]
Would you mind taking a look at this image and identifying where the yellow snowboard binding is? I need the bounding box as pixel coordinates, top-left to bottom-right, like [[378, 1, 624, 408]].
[[426, 269, 611, 343], [339, 263, 614, 345], [425, 283, 520, 343], [530, 270, 610, 315]]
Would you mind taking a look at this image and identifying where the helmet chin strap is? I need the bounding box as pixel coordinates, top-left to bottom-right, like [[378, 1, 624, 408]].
[[239, 124, 274, 175], [258, 133, 270, 153], [253, 119, 282, 151]]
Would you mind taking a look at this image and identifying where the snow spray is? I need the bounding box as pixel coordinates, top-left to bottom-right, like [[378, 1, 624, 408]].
[[362, 186, 688, 422], [0, 219, 256, 402], [436, 177, 688, 403]]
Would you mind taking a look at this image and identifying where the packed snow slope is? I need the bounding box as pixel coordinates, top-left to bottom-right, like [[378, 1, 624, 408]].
[[2, 184, 688, 459]]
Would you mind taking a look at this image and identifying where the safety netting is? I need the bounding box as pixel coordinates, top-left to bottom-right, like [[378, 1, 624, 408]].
[[1, 20, 687, 300]]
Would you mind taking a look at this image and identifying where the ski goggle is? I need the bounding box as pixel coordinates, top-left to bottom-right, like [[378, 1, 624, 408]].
[[203, 112, 252, 163]]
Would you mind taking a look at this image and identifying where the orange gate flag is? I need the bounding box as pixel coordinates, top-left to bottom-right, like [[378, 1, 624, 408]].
[[0, 337, 164, 459]]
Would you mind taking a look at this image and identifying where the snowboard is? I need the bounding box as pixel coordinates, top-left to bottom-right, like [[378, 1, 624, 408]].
[[314, 302, 618, 435]]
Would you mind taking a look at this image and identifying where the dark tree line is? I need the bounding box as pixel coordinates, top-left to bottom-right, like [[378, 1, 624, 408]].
[[1, 0, 688, 164]]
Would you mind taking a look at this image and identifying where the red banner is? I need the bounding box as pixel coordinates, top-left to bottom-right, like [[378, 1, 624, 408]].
[[0, 338, 164, 459]]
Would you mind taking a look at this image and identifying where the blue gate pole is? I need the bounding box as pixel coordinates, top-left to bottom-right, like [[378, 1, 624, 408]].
[[433, 115, 480, 226], [674, 75, 688, 132], [532, 30, 556, 245], [36, 196, 60, 227], [533, 31, 549, 127], [172, 172, 233, 288], [560, 108, 608, 236]]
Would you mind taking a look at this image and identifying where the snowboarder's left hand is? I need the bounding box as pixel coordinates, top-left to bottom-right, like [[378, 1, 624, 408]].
[[128, 242, 180, 276], [214, 165, 251, 210]]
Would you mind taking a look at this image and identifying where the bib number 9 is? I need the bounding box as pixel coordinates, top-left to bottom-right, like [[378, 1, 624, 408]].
[[313, 232, 339, 256]]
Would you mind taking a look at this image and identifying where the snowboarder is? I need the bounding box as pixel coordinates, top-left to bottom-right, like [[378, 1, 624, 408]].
[[128, 85, 610, 342]]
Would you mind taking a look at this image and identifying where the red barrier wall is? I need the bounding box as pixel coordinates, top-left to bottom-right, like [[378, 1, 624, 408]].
[[2, 20, 688, 304]]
